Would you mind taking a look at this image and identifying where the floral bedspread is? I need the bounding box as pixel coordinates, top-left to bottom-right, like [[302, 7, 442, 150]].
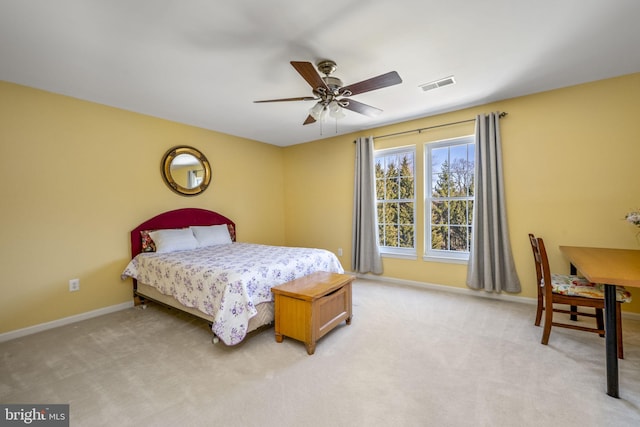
[[121, 242, 344, 345]]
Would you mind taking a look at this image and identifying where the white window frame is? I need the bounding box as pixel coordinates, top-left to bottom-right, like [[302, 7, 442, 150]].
[[374, 146, 417, 259], [424, 135, 475, 263]]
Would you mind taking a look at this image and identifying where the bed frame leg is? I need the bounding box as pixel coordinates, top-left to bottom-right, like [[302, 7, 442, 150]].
[[207, 322, 219, 344], [133, 294, 147, 309]]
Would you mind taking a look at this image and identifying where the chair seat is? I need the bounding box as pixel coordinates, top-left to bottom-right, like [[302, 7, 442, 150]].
[[548, 274, 632, 303]]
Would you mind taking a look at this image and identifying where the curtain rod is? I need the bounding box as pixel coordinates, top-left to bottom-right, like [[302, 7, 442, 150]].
[[362, 112, 508, 141]]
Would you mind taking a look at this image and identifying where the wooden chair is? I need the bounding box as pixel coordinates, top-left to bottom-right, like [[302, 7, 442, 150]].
[[528, 234, 630, 359]]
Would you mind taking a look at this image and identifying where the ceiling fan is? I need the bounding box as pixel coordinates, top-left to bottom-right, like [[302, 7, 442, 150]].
[[254, 60, 402, 125]]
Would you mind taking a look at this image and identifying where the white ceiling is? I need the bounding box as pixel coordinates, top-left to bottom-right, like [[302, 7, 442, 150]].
[[1, 1, 639, 147]]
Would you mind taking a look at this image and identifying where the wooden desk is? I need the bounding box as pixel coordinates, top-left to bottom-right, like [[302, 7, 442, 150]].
[[559, 246, 640, 398]]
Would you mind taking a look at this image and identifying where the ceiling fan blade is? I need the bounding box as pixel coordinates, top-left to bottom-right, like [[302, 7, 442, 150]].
[[340, 71, 402, 96], [303, 115, 316, 125], [291, 61, 329, 92], [254, 96, 317, 103], [340, 99, 383, 117]]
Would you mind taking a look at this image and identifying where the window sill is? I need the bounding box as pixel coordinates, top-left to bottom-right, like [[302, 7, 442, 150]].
[[380, 251, 417, 261], [422, 255, 469, 265]]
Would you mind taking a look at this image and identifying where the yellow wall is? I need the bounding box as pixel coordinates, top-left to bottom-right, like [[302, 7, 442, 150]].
[[283, 72, 640, 314], [2, 72, 639, 335], [0, 81, 285, 333]]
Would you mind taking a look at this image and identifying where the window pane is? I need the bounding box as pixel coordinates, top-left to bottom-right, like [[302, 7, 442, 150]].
[[384, 224, 398, 247], [399, 225, 414, 248], [431, 147, 448, 173], [386, 178, 398, 200], [376, 178, 385, 200], [386, 202, 398, 224], [386, 156, 399, 178], [400, 177, 414, 198], [378, 225, 385, 246], [450, 159, 473, 197], [450, 226, 469, 252], [399, 154, 414, 177], [431, 173, 442, 197], [468, 174, 475, 197], [433, 167, 451, 196], [399, 202, 414, 224], [431, 201, 449, 225], [450, 144, 466, 163], [375, 160, 385, 179], [449, 200, 467, 225], [431, 226, 448, 250]]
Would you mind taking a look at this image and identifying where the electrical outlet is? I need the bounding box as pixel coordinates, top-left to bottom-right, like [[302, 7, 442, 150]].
[[69, 278, 80, 292], [338, 248, 343, 256]]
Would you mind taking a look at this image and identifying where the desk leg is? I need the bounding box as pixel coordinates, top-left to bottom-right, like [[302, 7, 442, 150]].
[[604, 284, 619, 398]]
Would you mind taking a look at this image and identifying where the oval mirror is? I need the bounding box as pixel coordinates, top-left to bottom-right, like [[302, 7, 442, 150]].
[[161, 146, 211, 196]]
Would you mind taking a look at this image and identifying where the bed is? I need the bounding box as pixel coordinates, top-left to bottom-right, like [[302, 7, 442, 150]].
[[121, 208, 344, 345]]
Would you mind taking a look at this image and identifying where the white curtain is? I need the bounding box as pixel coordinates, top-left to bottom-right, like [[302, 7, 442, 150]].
[[466, 113, 521, 292], [352, 136, 383, 274]]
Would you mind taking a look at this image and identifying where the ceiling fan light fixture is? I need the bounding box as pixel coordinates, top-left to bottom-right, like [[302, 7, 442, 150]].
[[309, 102, 324, 120], [328, 101, 346, 119], [320, 106, 329, 122], [332, 109, 346, 120]]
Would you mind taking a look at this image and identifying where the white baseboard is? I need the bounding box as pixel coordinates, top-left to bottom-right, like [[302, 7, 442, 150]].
[[2, 275, 638, 343], [353, 272, 640, 321], [0, 301, 134, 343]]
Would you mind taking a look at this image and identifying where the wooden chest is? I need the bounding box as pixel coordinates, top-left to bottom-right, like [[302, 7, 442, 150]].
[[271, 272, 353, 355]]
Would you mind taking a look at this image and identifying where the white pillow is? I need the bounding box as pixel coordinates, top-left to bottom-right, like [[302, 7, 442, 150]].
[[190, 224, 232, 247], [148, 228, 199, 253]]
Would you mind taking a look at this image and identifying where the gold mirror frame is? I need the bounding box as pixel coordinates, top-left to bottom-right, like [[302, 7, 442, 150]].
[[161, 146, 211, 196]]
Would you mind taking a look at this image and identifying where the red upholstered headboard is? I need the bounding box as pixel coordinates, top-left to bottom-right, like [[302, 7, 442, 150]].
[[130, 208, 236, 258]]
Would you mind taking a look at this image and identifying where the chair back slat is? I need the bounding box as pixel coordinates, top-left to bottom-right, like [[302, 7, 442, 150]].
[[535, 237, 556, 300], [528, 233, 553, 299], [528, 233, 543, 290]]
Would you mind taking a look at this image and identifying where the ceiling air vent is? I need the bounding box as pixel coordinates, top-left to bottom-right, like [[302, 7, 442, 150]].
[[419, 75, 456, 92]]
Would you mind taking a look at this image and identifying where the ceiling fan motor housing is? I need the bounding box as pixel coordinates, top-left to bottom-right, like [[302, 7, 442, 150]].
[[322, 76, 343, 93], [316, 60, 343, 98]]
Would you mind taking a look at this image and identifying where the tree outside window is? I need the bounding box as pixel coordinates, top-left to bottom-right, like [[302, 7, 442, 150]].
[[426, 136, 475, 259], [375, 148, 416, 255]]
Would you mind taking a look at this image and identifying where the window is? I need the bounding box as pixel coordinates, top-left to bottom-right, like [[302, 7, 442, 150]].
[[375, 147, 416, 257], [425, 136, 475, 261]]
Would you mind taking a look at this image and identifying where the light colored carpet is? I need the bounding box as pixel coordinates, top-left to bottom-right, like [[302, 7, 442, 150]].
[[1, 278, 639, 427]]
